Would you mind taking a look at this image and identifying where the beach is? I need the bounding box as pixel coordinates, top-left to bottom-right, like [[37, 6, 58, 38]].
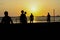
[[0, 22, 60, 33]]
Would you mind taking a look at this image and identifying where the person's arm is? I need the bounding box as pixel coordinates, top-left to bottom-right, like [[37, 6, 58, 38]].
[[1, 18, 4, 24], [10, 18, 13, 24], [33, 16, 34, 20], [11, 20, 13, 24]]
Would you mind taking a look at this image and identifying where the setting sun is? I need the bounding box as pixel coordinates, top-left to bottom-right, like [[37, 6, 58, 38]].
[[0, 0, 60, 16], [31, 7, 36, 12]]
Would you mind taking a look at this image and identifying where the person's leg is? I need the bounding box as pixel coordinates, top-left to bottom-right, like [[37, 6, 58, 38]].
[[32, 21, 33, 23], [30, 20, 31, 23]]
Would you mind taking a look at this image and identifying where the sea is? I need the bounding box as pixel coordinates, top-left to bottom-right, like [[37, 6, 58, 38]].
[[0, 16, 60, 24]]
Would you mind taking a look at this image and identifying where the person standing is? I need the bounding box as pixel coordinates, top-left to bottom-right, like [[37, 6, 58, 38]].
[[24, 12, 27, 23], [47, 12, 51, 23], [20, 10, 27, 24], [1, 11, 13, 24], [30, 13, 34, 23]]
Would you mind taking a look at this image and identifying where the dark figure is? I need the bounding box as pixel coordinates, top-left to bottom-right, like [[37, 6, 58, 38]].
[[1, 11, 13, 24], [24, 12, 27, 23], [20, 10, 27, 24], [20, 10, 24, 23], [30, 13, 34, 23], [47, 13, 51, 23]]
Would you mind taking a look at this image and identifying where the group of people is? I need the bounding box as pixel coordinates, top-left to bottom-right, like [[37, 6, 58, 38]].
[[1, 10, 34, 24], [1, 10, 51, 24], [20, 10, 34, 24]]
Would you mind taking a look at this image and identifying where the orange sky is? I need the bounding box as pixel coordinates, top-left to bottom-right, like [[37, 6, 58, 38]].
[[0, 0, 60, 16]]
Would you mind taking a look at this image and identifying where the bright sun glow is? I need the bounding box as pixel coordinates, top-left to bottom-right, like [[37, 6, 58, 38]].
[[31, 7, 36, 13], [31, 7, 36, 11]]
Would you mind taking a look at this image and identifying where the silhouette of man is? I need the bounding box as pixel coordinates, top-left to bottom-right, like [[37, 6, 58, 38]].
[[47, 12, 51, 23], [20, 10, 24, 23], [20, 10, 27, 23], [1, 11, 13, 24], [30, 13, 34, 23], [24, 12, 27, 23]]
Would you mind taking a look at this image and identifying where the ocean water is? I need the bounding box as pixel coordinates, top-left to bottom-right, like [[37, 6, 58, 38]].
[[0, 16, 60, 24]]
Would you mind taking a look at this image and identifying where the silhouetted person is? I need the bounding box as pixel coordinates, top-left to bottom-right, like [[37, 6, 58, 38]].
[[1, 11, 13, 24], [30, 13, 34, 23], [20, 10, 27, 24], [24, 12, 27, 23], [20, 10, 24, 23], [47, 13, 50, 23]]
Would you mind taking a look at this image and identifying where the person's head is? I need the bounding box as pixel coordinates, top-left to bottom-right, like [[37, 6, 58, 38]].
[[25, 12, 27, 14], [31, 13, 33, 15], [21, 10, 24, 14], [4, 11, 8, 16], [48, 12, 50, 15]]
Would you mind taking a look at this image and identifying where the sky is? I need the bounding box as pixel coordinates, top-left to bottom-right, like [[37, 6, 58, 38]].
[[0, 0, 60, 16]]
